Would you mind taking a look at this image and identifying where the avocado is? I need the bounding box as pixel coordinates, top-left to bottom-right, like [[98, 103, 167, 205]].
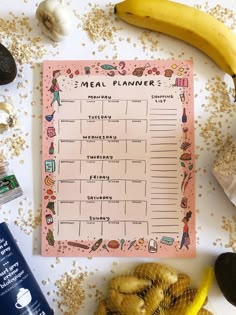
[[214, 252, 236, 307], [0, 43, 17, 85]]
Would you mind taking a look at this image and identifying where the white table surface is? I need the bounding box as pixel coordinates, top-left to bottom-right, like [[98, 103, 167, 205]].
[[0, 0, 236, 314]]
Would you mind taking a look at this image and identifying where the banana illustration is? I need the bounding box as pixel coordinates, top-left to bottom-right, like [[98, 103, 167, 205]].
[[114, 0, 236, 100], [44, 175, 55, 186]]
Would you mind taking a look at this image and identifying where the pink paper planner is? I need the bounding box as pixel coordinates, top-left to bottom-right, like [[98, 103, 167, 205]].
[[42, 60, 195, 257]]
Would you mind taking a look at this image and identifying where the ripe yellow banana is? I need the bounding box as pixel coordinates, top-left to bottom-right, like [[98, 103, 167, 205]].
[[114, 0, 236, 101]]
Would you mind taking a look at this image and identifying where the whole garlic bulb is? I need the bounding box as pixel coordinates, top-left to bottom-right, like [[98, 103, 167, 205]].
[[0, 102, 18, 133], [36, 0, 73, 42]]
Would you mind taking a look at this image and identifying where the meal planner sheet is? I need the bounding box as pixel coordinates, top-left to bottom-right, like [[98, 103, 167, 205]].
[[42, 60, 195, 257]]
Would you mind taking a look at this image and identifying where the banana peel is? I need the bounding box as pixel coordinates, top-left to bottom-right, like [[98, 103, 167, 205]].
[[114, 0, 236, 101], [184, 267, 214, 315]]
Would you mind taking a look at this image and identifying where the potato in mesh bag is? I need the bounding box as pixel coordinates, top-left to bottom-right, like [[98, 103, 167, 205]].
[[95, 262, 213, 315]]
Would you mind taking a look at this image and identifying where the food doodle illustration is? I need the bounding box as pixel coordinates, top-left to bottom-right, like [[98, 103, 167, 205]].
[[181, 163, 193, 193], [132, 63, 150, 77], [107, 71, 115, 77], [160, 236, 174, 246], [89, 238, 103, 253], [164, 69, 174, 77], [182, 107, 187, 123], [180, 141, 191, 151], [67, 242, 90, 250], [147, 67, 160, 75], [180, 92, 185, 102], [42, 60, 195, 257], [108, 240, 120, 249], [46, 201, 55, 214], [101, 64, 117, 71], [102, 244, 109, 252], [44, 160, 55, 173], [120, 239, 125, 250], [84, 66, 91, 74], [46, 229, 55, 246], [49, 142, 54, 155], [183, 172, 193, 193], [180, 153, 191, 161], [45, 111, 55, 122], [118, 61, 127, 75], [180, 196, 188, 209], [128, 240, 136, 250], [45, 214, 53, 225], [47, 126, 56, 138], [175, 77, 188, 87], [148, 239, 158, 253], [44, 175, 55, 186], [182, 126, 188, 139]]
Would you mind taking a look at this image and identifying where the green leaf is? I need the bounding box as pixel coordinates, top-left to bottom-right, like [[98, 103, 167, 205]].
[[189, 164, 193, 170], [181, 162, 185, 167]]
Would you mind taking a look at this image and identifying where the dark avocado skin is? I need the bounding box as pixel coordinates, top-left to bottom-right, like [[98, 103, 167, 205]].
[[0, 43, 17, 85], [215, 252, 236, 307]]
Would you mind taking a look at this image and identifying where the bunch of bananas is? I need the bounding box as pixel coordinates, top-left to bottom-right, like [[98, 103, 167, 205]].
[[114, 0, 236, 101]]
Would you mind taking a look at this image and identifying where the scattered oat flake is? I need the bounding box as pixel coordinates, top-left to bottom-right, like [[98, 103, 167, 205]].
[[199, 76, 235, 154], [0, 12, 57, 65], [213, 140, 236, 176], [139, 31, 159, 52], [79, 4, 122, 43], [205, 4, 236, 31], [56, 257, 62, 264], [0, 135, 26, 160], [14, 208, 41, 235], [55, 271, 87, 315], [221, 215, 236, 252]]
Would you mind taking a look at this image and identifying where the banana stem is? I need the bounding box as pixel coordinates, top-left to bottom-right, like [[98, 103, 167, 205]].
[[232, 75, 236, 102]]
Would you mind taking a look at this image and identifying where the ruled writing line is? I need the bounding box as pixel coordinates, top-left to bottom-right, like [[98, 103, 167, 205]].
[[151, 217, 179, 220], [150, 115, 177, 118], [151, 198, 178, 200], [150, 193, 178, 195], [152, 210, 178, 212], [150, 170, 178, 172], [150, 131, 176, 132], [150, 150, 177, 153], [149, 124, 177, 126], [150, 108, 177, 110], [151, 204, 177, 206], [151, 188, 178, 190], [151, 176, 177, 178], [151, 182, 179, 185], [150, 143, 177, 145], [151, 232, 179, 234], [152, 224, 179, 227], [150, 157, 178, 159], [151, 164, 177, 166], [150, 136, 176, 138]]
